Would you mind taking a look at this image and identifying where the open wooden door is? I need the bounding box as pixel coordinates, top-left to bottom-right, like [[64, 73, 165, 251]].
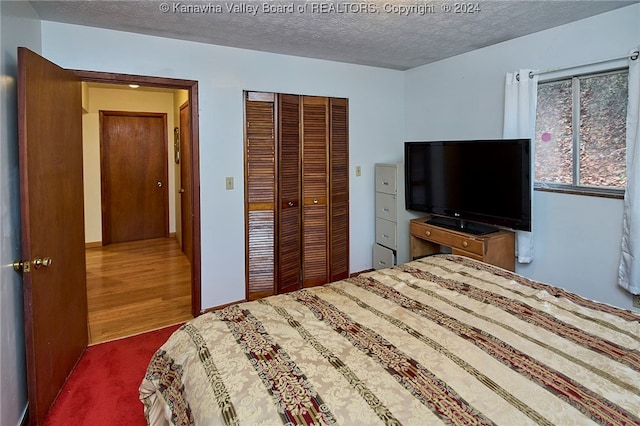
[[17, 48, 88, 425], [179, 101, 193, 264]]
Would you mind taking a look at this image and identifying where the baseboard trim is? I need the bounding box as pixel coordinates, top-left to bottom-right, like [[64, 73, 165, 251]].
[[200, 271, 376, 314], [201, 299, 246, 314], [86, 234, 177, 249], [350, 269, 374, 277]]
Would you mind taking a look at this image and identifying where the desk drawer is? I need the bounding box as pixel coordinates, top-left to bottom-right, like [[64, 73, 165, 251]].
[[451, 248, 484, 262], [410, 222, 484, 255]]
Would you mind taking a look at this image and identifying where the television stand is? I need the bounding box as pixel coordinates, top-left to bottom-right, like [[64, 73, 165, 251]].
[[410, 217, 515, 271], [426, 216, 498, 236]]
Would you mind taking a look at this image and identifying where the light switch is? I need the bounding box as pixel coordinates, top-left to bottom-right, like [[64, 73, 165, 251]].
[[225, 177, 234, 190], [355, 165, 361, 177]]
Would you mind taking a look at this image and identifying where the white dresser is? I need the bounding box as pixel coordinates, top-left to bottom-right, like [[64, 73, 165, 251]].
[[373, 163, 401, 270]]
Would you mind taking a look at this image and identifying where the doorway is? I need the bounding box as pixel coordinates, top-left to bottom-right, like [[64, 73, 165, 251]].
[[75, 70, 202, 321], [18, 48, 202, 425]]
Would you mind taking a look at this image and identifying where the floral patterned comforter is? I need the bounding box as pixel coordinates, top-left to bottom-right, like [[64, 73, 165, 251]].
[[140, 255, 640, 425]]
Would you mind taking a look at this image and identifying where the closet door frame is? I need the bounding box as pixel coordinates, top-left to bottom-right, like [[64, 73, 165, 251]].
[[244, 91, 349, 299]]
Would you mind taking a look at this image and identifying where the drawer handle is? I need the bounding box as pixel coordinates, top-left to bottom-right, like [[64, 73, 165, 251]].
[[462, 241, 468, 248], [288, 201, 294, 207], [383, 208, 390, 212], [313, 198, 318, 204], [383, 234, 389, 238], [425, 230, 431, 237], [382, 181, 389, 186], [379, 260, 387, 266]]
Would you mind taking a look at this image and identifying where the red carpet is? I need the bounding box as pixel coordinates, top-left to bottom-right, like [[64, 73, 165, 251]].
[[43, 323, 182, 426]]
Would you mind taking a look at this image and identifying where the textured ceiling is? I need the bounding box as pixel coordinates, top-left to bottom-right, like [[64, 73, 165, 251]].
[[30, 0, 638, 70]]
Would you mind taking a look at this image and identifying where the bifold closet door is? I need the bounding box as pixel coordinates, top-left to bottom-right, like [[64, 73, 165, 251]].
[[329, 98, 349, 281], [245, 91, 349, 299], [245, 92, 276, 300], [301, 96, 330, 287], [277, 94, 302, 294]]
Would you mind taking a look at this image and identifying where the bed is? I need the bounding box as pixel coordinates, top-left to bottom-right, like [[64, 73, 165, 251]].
[[139, 254, 640, 425]]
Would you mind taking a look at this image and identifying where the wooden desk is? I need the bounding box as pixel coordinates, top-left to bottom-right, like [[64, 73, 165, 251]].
[[410, 217, 515, 271]]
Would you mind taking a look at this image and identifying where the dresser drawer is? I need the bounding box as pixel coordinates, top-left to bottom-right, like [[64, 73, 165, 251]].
[[375, 164, 397, 195], [373, 243, 395, 270], [375, 192, 397, 222], [375, 218, 397, 250], [410, 217, 515, 271], [410, 221, 484, 255]]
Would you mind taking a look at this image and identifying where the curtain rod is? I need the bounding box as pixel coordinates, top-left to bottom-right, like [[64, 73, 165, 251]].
[[526, 49, 639, 79]]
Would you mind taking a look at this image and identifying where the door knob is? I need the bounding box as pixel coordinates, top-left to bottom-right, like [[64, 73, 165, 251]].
[[157, 181, 163, 187], [33, 257, 52, 269], [179, 188, 185, 193], [12, 260, 29, 272], [13, 256, 52, 273]]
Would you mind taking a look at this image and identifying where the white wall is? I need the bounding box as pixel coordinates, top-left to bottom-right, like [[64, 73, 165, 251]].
[[404, 4, 640, 310], [82, 85, 183, 243], [41, 21, 406, 309], [0, 2, 40, 425]]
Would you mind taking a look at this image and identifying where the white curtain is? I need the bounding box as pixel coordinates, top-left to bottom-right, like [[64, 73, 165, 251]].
[[503, 70, 538, 263], [618, 48, 640, 294]]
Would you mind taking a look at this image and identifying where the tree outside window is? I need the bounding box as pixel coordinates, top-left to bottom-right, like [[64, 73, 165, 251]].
[[535, 70, 627, 196]]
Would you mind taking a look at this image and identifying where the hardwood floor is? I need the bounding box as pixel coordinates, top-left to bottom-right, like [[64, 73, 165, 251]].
[[86, 237, 193, 344]]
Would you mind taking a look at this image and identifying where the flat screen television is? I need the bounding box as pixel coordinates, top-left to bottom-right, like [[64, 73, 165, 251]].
[[404, 139, 531, 234]]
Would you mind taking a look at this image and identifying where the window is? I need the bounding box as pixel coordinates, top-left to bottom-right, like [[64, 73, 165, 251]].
[[535, 69, 628, 197]]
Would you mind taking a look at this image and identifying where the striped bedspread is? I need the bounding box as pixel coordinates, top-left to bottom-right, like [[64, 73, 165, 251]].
[[139, 255, 640, 425]]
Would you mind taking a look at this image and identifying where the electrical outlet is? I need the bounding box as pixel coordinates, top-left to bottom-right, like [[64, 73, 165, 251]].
[[225, 177, 234, 190], [634, 295, 640, 309], [355, 165, 361, 177]]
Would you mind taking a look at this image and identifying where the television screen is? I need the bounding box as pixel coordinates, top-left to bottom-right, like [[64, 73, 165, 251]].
[[404, 139, 531, 233]]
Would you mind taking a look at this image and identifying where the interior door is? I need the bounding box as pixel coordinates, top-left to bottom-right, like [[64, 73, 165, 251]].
[[100, 111, 169, 244], [179, 102, 193, 264], [17, 47, 88, 426]]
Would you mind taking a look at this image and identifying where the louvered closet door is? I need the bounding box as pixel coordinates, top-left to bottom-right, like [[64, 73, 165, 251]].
[[245, 92, 276, 300], [301, 96, 330, 287], [278, 94, 302, 294], [329, 98, 349, 281]]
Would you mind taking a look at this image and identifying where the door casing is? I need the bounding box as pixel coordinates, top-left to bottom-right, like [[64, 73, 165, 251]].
[[74, 70, 202, 316]]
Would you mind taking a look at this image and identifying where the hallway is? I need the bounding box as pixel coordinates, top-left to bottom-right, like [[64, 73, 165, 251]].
[[86, 237, 193, 344]]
